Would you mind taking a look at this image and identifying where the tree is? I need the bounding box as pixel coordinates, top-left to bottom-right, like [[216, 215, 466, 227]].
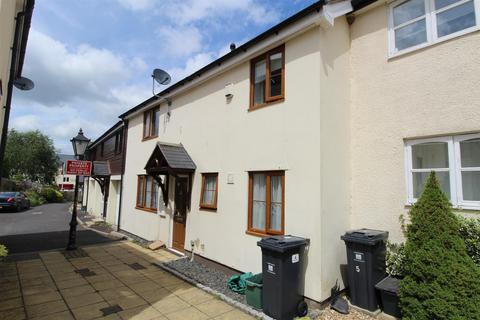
[[3, 130, 59, 184], [399, 172, 480, 320]]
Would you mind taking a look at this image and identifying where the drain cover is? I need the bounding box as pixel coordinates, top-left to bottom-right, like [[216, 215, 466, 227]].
[[63, 248, 89, 259], [128, 262, 146, 270], [75, 268, 97, 277], [100, 304, 123, 316]]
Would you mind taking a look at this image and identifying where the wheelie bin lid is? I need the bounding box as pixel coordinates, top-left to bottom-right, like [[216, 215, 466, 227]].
[[341, 228, 388, 245], [375, 276, 400, 294], [257, 235, 310, 253]]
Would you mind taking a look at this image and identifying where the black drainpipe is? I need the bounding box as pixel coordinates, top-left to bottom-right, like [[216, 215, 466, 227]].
[[116, 120, 128, 231]]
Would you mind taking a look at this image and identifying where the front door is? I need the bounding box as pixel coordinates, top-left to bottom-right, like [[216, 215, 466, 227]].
[[172, 177, 188, 252]]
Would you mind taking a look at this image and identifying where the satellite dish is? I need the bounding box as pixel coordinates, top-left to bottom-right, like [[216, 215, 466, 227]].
[[152, 69, 171, 86], [13, 77, 34, 91]]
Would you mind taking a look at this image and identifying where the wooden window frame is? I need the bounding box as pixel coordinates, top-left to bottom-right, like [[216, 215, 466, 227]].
[[199, 173, 219, 210], [247, 171, 285, 237], [249, 44, 285, 111], [136, 175, 158, 212], [142, 108, 159, 141]]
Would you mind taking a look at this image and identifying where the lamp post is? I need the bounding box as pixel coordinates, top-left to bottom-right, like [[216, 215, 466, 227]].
[[66, 129, 90, 251]]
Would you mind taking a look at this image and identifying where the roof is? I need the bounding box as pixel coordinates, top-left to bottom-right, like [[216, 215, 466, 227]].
[[145, 142, 196, 173], [87, 121, 124, 150], [92, 161, 111, 176]]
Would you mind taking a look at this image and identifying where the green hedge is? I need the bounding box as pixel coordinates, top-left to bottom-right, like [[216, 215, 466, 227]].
[[399, 172, 480, 320], [0, 244, 7, 259], [39, 187, 63, 203]]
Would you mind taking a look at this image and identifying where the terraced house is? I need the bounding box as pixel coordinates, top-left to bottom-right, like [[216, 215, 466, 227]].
[[90, 0, 480, 303]]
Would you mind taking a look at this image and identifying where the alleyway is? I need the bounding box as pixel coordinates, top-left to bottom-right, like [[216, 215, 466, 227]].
[[0, 203, 114, 253], [0, 241, 254, 320]]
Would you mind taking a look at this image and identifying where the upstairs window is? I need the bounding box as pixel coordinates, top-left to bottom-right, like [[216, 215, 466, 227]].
[[115, 131, 123, 154], [389, 0, 479, 56], [200, 173, 218, 209], [250, 45, 285, 110], [405, 133, 480, 209], [143, 108, 159, 140]]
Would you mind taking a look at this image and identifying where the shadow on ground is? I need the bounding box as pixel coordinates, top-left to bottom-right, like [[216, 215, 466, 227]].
[[0, 230, 116, 254]]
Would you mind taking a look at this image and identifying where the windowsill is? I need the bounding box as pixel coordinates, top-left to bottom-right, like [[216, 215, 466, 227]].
[[248, 97, 284, 112], [388, 26, 480, 60], [404, 203, 480, 212], [142, 135, 158, 142], [245, 230, 284, 237], [199, 205, 217, 211], [135, 206, 157, 213]]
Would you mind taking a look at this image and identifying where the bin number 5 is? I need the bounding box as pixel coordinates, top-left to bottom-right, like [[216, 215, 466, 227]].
[[355, 266, 360, 273]]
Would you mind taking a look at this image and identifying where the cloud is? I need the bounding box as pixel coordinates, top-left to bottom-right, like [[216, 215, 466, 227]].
[[117, 0, 155, 11], [12, 30, 151, 153], [169, 52, 217, 80], [156, 26, 204, 57]]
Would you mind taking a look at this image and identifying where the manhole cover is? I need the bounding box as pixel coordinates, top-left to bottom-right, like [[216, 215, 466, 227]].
[[63, 248, 89, 259], [128, 262, 146, 270], [75, 268, 96, 277], [100, 304, 123, 316]]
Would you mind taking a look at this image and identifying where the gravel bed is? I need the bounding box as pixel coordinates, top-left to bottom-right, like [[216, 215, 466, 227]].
[[163, 257, 247, 304], [319, 308, 376, 320]]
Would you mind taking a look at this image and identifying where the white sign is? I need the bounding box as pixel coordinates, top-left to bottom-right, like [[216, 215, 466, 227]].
[[292, 253, 299, 263]]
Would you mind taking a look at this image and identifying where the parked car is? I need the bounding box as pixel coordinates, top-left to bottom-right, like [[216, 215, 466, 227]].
[[0, 192, 30, 212]]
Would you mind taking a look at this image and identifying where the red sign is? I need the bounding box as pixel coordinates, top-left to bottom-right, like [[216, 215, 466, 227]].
[[66, 160, 92, 176]]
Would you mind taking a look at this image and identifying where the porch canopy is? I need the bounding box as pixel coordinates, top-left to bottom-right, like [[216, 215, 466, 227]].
[[144, 142, 196, 207]]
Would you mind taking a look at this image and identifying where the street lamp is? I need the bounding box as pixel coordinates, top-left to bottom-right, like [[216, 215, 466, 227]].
[[66, 129, 90, 251]]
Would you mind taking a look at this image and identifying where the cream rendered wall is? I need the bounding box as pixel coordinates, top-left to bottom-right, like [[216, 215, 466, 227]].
[[350, 4, 480, 242], [318, 18, 351, 298], [106, 179, 119, 225], [86, 178, 104, 218], [120, 25, 354, 301], [0, 0, 23, 141]]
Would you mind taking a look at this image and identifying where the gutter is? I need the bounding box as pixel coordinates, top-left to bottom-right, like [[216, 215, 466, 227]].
[[0, 0, 34, 185]]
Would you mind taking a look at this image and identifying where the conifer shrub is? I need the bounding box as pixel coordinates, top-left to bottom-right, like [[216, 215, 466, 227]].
[[399, 172, 480, 320]]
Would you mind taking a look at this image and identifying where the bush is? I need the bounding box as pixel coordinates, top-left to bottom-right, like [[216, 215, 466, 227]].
[[399, 172, 480, 320], [25, 189, 46, 206], [0, 244, 7, 259], [386, 241, 405, 278], [40, 187, 63, 203], [458, 216, 480, 267]]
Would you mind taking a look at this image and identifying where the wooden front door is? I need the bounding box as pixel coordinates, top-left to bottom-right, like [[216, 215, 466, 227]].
[[172, 177, 188, 252]]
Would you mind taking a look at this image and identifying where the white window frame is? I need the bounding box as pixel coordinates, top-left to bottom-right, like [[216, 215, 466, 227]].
[[405, 133, 480, 210], [388, 0, 480, 57]]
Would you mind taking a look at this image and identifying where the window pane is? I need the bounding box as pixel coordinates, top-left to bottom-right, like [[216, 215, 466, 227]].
[[269, 52, 282, 97], [144, 112, 151, 137], [138, 177, 144, 206], [436, 1, 476, 37], [152, 180, 158, 209], [153, 109, 160, 136], [253, 60, 266, 105], [413, 171, 450, 198], [395, 19, 427, 51], [145, 177, 152, 208], [393, 0, 426, 26], [461, 171, 480, 201], [270, 176, 282, 232], [460, 138, 480, 167], [202, 175, 217, 205], [252, 174, 266, 230], [435, 0, 461, 10], [412, 142, 449, 169]]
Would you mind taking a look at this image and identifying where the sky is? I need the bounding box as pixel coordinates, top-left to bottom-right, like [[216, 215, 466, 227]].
[[11, 0, 318, 153]]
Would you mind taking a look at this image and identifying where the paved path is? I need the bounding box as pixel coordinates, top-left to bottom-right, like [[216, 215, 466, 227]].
[[0, 203, 114, 254], [0, 241, 255, 320]]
